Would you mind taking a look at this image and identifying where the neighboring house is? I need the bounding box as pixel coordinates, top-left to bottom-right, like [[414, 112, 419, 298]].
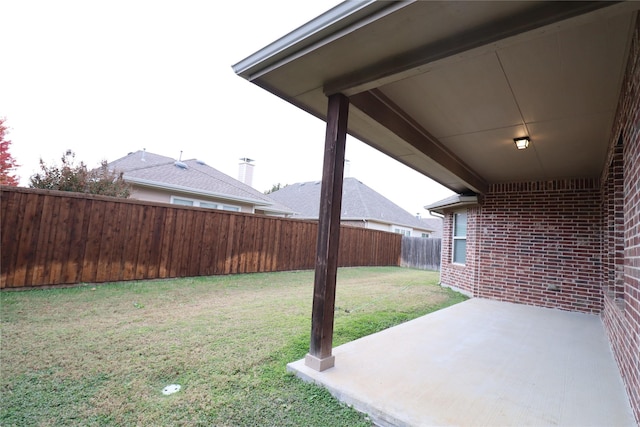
[[107, 150, 293, 216], [419, 216, 442, 239], [269, 177, 434, 237], [233, 1, 640, 420]]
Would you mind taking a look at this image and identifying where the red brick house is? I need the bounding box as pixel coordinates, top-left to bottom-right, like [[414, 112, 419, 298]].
[[234, 1, 640, 421]]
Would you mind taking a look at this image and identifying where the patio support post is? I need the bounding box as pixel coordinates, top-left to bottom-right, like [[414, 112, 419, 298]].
[[305, 93, 349, 372]]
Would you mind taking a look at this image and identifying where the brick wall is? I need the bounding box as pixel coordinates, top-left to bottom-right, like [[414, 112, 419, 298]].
[[477, 179, 603, 313], [437, 15, 639, 421], [440, 206, 480, 296], [602, 141, 625, 301], [601, 14, 640, 424]]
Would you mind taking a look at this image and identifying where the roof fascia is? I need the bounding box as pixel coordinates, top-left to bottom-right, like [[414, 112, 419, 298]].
[[291, 215, 434, 232], [363, 218, 433, 233], [425, 195, 478, 215], [126, 176, 274, 207], [232, 1, 409, 82], [255, 205, 297, 215]]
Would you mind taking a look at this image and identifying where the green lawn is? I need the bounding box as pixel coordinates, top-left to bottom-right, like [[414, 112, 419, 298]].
[[0, 267, 466, 426]]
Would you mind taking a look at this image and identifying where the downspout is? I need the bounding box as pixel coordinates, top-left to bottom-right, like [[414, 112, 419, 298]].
[[428, 210, 445, 284], [474, 205, 482, 297]]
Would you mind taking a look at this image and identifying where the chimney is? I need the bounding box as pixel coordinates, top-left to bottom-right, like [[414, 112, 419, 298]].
[[238, 158, 255, 187]]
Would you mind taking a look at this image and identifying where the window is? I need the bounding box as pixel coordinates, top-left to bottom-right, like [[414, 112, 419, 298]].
[[453, 211, 467, 264], [199, 201, 218, 209], [393, 227, 411, 236], [170, 196, 240, 212], [421, 233, 430, 238], [172, 198, 194, 206]]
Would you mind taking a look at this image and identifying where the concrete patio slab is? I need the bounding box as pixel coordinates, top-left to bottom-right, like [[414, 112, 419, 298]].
[[287, 298, 635, 426]]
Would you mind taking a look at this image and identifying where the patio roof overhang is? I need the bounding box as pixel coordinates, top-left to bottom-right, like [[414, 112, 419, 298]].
[[233, 0, 639, 195], [232, 0, 640, 373]]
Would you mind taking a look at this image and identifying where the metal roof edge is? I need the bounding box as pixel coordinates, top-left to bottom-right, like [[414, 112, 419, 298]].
[[286, 215, 433, 232], [424, 195, 478, 215], [125, 176, 278, 208], [232, 0, 408, 81], [362, 218, 434, 233], [256, 205, 297, 215]]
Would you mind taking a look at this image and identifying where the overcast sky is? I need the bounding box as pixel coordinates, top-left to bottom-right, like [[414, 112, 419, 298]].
[[1, 0, 454, 216]]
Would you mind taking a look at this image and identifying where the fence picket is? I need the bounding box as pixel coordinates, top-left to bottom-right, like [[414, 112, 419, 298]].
[[1, 186, 403, 288], [400, 236, 441, 271], [13, 192, 38, 286]]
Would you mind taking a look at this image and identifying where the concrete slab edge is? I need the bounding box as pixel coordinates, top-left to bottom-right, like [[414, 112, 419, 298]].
[[286, 361, 410, 427]]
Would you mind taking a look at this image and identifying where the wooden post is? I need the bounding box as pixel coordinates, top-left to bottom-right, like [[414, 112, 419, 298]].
[[305, 93, 349, 371]]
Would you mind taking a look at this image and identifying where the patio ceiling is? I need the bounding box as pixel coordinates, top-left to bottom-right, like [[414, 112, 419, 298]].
[[234, 1, 639, 194]]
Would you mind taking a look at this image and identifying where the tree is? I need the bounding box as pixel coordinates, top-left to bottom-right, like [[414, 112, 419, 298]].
[[264, 183, 287, 194], [29, 150, 131, 198], [0, 118, 20, 186]]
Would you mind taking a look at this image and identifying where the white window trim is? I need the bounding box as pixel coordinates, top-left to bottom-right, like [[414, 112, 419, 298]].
[[452, 210, 467, 265], [170, 196, 241, 212], [392, 226, 411, 237], [171, 196, 195, 207]]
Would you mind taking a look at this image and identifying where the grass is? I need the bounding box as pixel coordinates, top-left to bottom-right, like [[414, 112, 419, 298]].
[[1, 267, 467, 426]]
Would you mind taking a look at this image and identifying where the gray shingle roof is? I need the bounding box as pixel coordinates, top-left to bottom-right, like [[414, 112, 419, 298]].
[[269, 177, 433, 231], [108, 151, 293, 214], [420, 217, 443, 238]]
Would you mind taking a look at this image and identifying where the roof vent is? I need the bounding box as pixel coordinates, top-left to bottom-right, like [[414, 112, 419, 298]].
[[196, 159, 206, 165], [174, 150, 188, 169]]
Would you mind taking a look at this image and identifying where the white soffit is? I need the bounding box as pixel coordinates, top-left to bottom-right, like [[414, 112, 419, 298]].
[[378, 9, 635, 184], [234, 1, 640, 194]]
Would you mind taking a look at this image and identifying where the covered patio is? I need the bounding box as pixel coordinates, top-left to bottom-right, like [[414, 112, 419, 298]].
[[234, 1, 640, 424], [288, 298, 635, 426]]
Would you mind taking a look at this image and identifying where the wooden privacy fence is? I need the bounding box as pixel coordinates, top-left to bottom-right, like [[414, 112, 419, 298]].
[[1, 187, 401, 288], [400, 236, 441, 271]]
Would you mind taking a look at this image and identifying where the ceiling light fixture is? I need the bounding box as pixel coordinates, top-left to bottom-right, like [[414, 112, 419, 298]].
[[514, 137, 530, 150]]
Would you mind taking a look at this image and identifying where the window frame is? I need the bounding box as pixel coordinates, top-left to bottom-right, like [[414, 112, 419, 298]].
[[171, 197, 194, 207], [170, 196, 241, 212], [393, 227, 411, 237], [452, 210, 467, 265]]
